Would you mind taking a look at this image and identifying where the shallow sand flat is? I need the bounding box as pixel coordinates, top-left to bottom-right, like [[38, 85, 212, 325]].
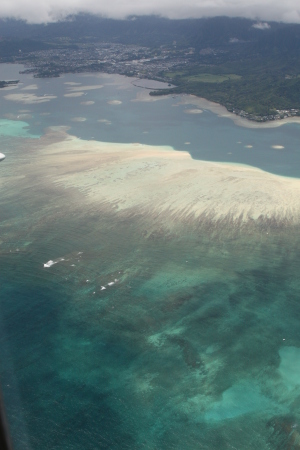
[[80, 101, 95, 105], [107, 100, 122, 105], [66, 85, 103, 92], [25, 129, 300, 227], [64, 82, 82, 86], [4, 92, 57, 104], [184, 109, 203, 114], [70, 117, 87, 122], [21, 84, 38, 90], [4, 113, 33, 120], [64, 92, 84, 98]]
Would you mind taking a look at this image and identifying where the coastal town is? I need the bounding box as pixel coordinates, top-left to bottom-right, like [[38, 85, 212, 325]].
[[14, 42, 193, 80], [1, 41, 299, 123], [227, 107, 300, 122]]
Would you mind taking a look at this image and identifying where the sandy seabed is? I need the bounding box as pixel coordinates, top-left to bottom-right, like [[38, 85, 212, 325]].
[[15, 127, 300, 230], [3, 126, 300, 450]]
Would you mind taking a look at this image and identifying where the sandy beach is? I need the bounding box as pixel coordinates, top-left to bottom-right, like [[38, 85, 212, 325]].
[[179, 95, 300, 129], [133, 89, 300, 129]]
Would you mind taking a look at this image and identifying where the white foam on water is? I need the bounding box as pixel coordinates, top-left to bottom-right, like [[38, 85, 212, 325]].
[[43, 257, 65, 268], [44, 260, 55, 268]]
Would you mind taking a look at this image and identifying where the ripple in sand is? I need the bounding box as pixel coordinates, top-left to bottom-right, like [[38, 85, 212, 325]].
[[184, 109, 203, 114], [107, 100, 122, 105], [271, 145, 285, 149]]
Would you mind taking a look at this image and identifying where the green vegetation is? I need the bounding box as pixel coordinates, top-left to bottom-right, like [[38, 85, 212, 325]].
[[172, 73, 242, 84], [154, 57, 300, 117], [0, 80, 19, 88]]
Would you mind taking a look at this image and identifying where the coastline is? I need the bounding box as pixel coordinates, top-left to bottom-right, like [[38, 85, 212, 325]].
[[133, 89, 300, 129], [180, 95, 300, 129]]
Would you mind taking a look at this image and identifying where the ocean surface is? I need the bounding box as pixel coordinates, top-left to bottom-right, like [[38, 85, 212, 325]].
[[1, 64, 300, 449]]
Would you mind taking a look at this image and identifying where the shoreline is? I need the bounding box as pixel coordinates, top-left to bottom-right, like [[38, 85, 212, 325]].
[[2, 61, 299, 130], [161, 93, 300, 129], [132, 89, 300, 129]]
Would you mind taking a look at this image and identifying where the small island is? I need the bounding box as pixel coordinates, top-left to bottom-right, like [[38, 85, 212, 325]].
[[0, 80, 19, 88]]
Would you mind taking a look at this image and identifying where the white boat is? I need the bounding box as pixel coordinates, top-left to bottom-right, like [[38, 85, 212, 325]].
[[0, 153, 5, 162]]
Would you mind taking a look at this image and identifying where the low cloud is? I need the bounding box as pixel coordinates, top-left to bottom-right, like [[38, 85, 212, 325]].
[[252, 22, 271, 29], [0, 0, 299, 24]]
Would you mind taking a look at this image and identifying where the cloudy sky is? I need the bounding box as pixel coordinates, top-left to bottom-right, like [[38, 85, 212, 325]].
[[0, 0, 299, 24]]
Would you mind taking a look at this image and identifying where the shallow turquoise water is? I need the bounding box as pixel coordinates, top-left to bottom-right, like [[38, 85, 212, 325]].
[[0, 119, 39, 138], [2, 198, 300, 449], [1, 65, 300, 449]]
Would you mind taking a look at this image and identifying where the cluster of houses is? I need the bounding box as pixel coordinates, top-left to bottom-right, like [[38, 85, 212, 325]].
[[229, 108, 300, 122]]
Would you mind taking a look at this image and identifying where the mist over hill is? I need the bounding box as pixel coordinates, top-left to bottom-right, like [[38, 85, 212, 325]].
[[0, 15, 299, 53]]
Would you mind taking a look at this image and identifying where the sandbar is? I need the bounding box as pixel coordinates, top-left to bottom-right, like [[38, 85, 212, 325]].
[[184, 109, 203, 114], [21, 84, 38, 90], [4, 113, 32, 120], [64, 82, 82, 86], [4, 93, 57, 104], [23, 129, 300, 228], [66, 85, 103, 92], [98, 119, 111, 125], [80, 101, 95, 105], [64, 92, 84, 98], [107, 100, 122, 105], [71, 117, 87, 122]]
